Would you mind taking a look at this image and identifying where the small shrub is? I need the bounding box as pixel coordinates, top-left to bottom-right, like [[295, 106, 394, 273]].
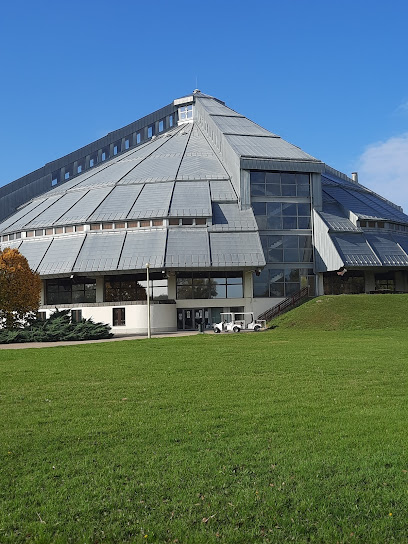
[[0, 309, 113, 344]]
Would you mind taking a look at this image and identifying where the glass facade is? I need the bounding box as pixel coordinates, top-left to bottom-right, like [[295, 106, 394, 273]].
[[250, 170, 314, 298], [176, 272, 243, 299]]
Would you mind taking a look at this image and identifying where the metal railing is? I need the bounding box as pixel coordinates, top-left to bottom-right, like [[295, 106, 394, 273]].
[[257, 286, 310, 323]]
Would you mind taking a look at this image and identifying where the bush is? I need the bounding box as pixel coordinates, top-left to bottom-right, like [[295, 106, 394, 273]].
[[0, 309, 113, 344]]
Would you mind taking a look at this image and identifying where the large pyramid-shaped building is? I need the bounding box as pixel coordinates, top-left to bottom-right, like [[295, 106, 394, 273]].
[[1, 90, 408, 332]]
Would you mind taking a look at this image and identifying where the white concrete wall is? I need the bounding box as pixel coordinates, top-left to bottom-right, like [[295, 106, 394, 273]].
[[39, 304, 177, 335]]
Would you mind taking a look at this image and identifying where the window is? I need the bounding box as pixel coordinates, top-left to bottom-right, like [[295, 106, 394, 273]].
[[105, 274, 168, 302], [169, 218, 180, 226], [27, 230, 34, 237], [125, 138, 130, 150], [77, 165, 82, 173], [250, 171, 310, 197], [152, 219, 163, 226], [158, 120, 164, 132], [253, 202, 311, 230], [261, 235, 313, 263], [52, 178, 58, 187], [65, 226, 74, 233], [128, 221, 138, 228], [147, 125, 154, 138], [64, 172, 70, 180], [136, 132, 141, 144], [176, 272, 243, 299], [102, 223, 113, 230], [55, 227, 63, 234], [90, 224, 100, 231], [140, 220, 150, 227], [179, 105, 193, 121], [46, 277, 96, 305], [76, 225, 84, 232], [37, 311, 47, 321], [115, 222, 126, 229], [89, 158, 95, 167], [101, 151, 106, 161], [169, 114, 174, 127], [181, 218, 193, 225], [195, 218, 207, 225], [113, 308, 125, 326], [71, 309, 82, 323], [253, 266, 314, 298], [375, 272, 395, 292], [35, 230, 43, 236], [113, 145, 118, 155], [323, 271, 365, 295], [15, 232, 21, 239], [8, 233, 15, 240]]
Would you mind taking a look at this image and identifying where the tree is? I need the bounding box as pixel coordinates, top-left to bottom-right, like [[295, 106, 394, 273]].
[[0, 248, 41, 329]]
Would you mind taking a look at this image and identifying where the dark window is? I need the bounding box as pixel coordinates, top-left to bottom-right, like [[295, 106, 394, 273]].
[[250, 171, 310, 197], [253, 266, 313, 298], [71, 310, 82, 323], [104, 274, 168, 302], [169, 218, 180, 226], [113, 308, 125, 326], [176, 272, 243, 299], [323, 271, 365, 295], [375, 272, 395, 292], [37, 311, 47, 321], [46, 278, 96, 305]]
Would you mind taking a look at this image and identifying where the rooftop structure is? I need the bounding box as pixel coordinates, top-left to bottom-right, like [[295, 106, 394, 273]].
[[1, 90, 408, 332]]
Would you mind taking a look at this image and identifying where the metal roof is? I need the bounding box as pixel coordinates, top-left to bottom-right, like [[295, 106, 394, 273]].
[[330, 233, 381, 266], [169, 182, 211, 217], [365, 234, 408, 266], [318, 203, 362, 232]]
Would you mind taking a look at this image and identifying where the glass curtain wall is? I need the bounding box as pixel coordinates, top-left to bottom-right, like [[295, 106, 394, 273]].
[[251, 171, 314, 298]]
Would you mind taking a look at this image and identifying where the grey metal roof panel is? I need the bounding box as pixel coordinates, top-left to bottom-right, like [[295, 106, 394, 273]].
[[0, 196, 56, 233], [88, 185, 144, 222], [0, 239, 22, 252], [55, 187, 113, 224], [392, 234, 408, 256], [365, 233, 408, 266], [225, 134, 319, 161], [322, 178, 408, 224], [165, 229, 210, 267], [176, 125, 228, 179], [23, 192, 88, 228], [73, 232, 126, 272], [18, 239, 53, 272], [127, 182, 174, 219], [118, 129, 189, 184], [47, 162, 112, 195], [118, 230, 166, 270], [37, 235, 86, 274], [323, 186, 383, 220], [74, 161, 138, 188], [210, 232, 266, 267], [169, 182, 211, 217], [211, 115, 274, 137], [196, 98, 242, 117], [210, 179, 237, 202], [210, 203, 258, 231], [319, 204, 361, 232], [330, 234, 381, 266]]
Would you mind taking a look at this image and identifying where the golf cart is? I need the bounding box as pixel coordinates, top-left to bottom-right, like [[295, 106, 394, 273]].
[[213, 312, 266, 333]]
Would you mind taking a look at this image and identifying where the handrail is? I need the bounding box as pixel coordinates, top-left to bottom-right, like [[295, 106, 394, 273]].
[[257, 286, 310, 322]]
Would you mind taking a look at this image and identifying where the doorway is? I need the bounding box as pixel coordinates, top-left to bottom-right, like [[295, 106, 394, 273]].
[[177, 308, 209, 330]]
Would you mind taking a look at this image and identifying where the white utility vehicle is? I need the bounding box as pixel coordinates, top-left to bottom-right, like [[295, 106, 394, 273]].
[[213, 312, 266, 333]]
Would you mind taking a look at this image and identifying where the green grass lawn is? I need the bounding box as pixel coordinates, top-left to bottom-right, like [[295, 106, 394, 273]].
[[1, 299, 408, 542]]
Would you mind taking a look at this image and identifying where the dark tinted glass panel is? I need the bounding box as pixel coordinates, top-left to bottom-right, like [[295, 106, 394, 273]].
[[250, 171, 265, 183], [252, 202, 266, 215], [265, 172, 280, 184], [227, 284, 243, 298]]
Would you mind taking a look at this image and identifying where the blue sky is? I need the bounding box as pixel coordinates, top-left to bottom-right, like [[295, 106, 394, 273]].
[[1, 0, 408, 209]]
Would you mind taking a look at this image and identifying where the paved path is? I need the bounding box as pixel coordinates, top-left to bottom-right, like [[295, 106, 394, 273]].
[[0, 331, 202, 350]]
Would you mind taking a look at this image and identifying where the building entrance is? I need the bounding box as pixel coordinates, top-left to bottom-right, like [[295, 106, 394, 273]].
[[177, 308, 209, 330]]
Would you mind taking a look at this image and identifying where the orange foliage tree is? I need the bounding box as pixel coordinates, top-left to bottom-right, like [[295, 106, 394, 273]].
[[0, 248, 42, 329]]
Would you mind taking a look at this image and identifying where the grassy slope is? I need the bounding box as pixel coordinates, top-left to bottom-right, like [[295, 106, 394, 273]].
[[1, 298, 408, 543], [272, 293, 408, 330]]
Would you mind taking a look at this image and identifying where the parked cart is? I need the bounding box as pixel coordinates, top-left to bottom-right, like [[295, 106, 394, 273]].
[[213, 312, 266, 333]]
